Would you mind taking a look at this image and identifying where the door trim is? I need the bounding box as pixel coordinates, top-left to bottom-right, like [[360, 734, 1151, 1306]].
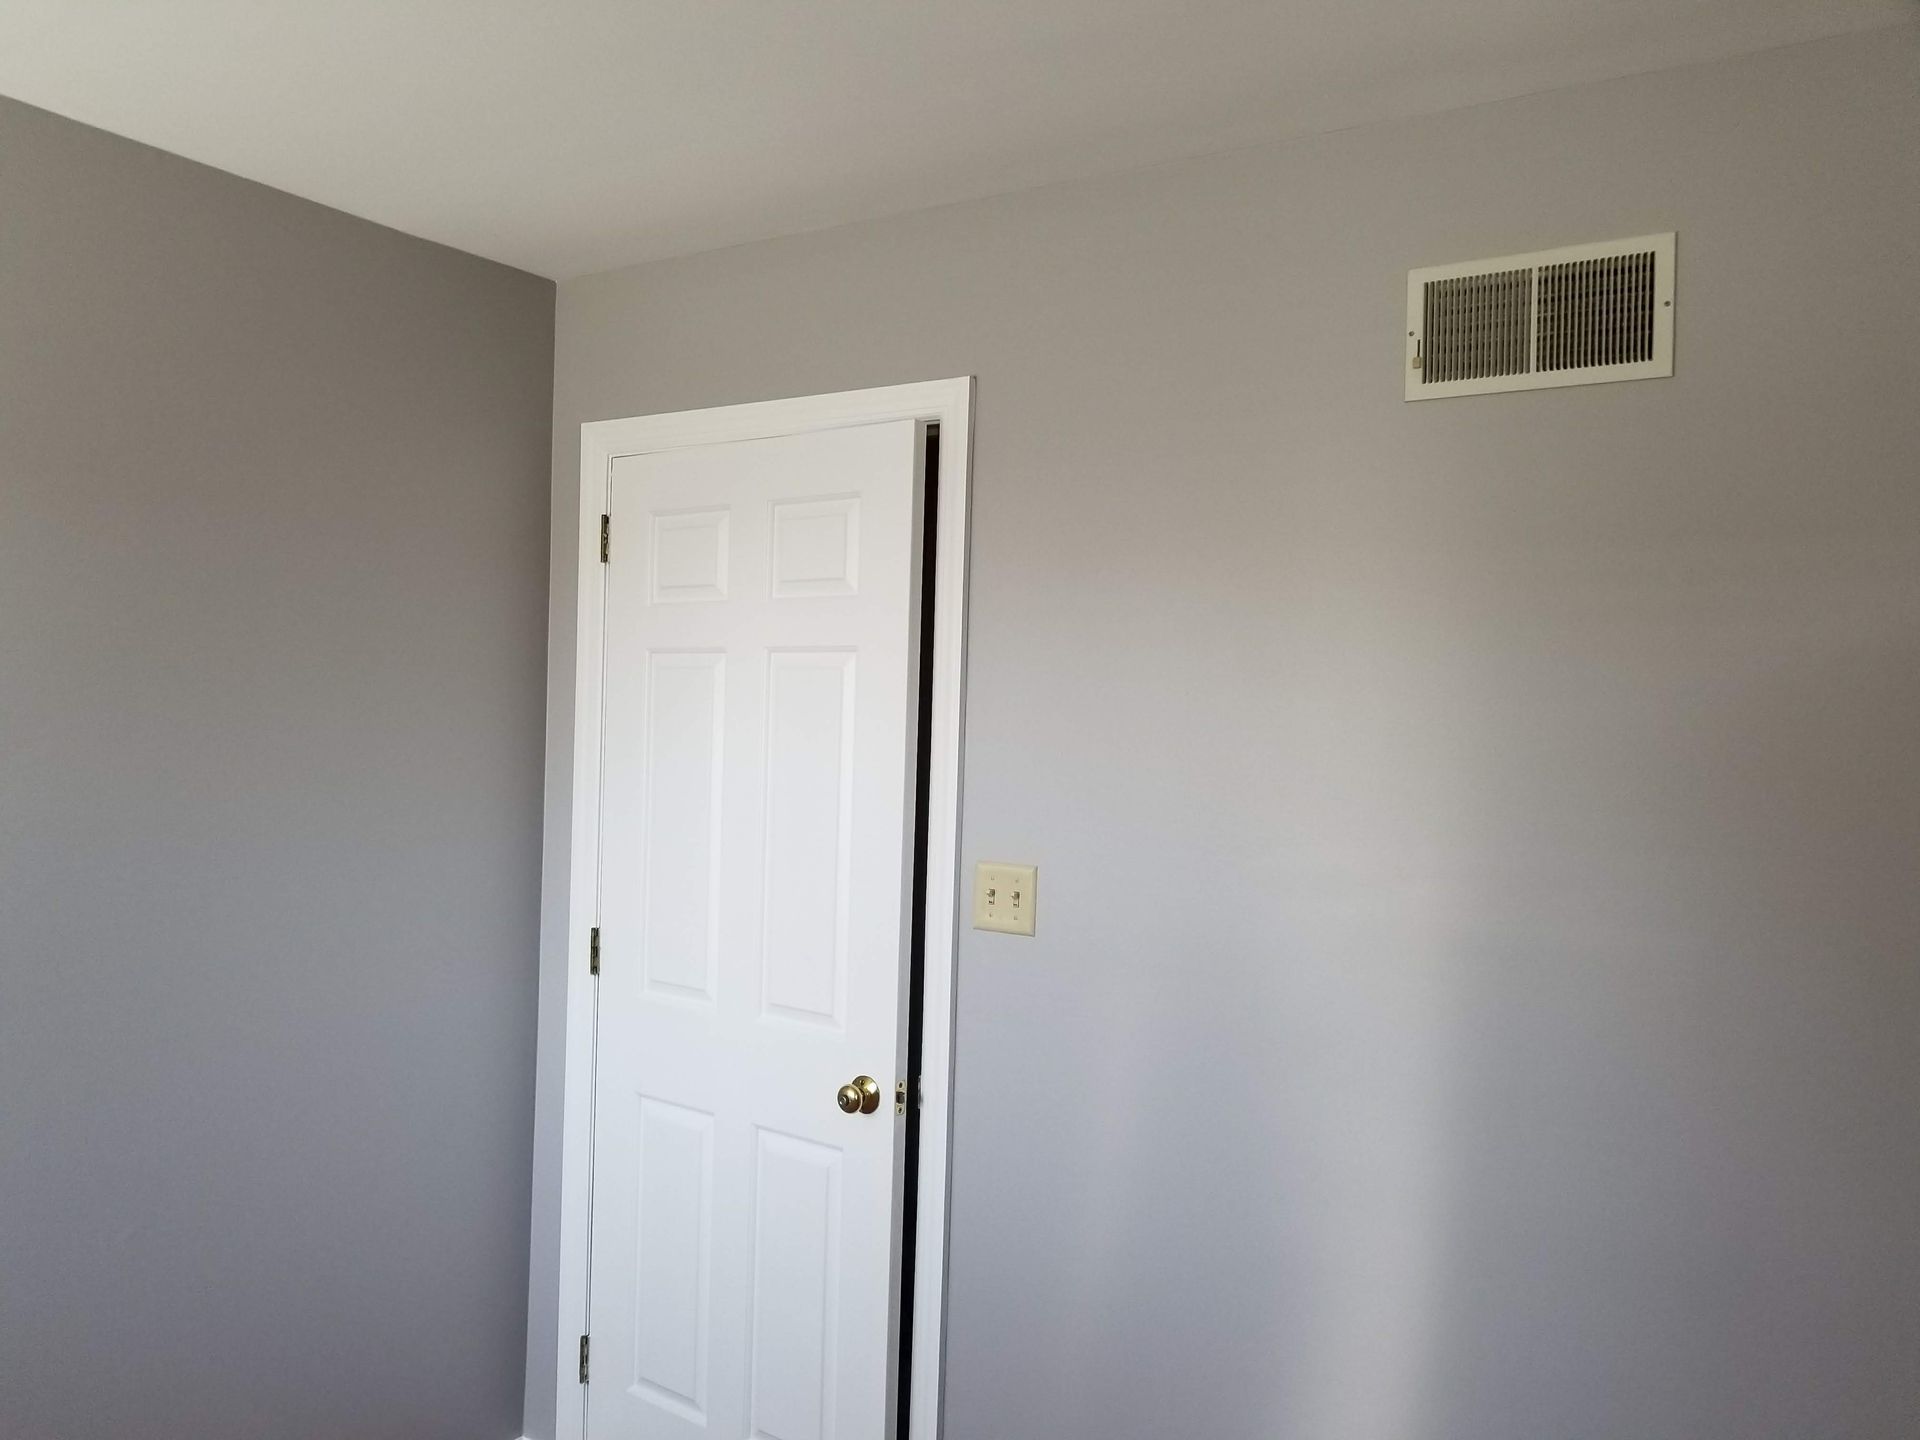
[[552, 378, 973, 1440]]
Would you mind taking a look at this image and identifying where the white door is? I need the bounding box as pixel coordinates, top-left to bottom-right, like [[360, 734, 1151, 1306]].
[[587, 419, 924, 1440]]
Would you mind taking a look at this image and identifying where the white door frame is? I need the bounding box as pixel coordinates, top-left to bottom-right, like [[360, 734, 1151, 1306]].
[[551, 378, 973, 1440]]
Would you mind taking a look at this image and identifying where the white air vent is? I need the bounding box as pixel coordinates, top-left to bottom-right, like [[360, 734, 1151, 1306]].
[[1406, 233, 1674, 400]]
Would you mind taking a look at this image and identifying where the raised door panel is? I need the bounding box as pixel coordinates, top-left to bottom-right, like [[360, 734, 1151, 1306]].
[[772, 496, 860, 597], [760, 651, 856, 1028], [649, 508, 730, 603], [640, 653, 725, 1003], [748, 1129, 843, 1440], [630, 1098, 713, 1423]]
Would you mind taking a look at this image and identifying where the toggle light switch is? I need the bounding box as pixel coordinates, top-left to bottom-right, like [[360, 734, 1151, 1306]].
[[972, 861, 1037, 936]]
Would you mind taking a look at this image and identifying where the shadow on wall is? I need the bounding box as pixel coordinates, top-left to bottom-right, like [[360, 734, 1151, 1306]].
[[950, 521, 1920, 1439], [1425, 533, 1920, 1438]]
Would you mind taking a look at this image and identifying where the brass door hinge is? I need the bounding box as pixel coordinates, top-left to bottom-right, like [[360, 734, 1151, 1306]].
[[589, 926, 600, 976], [578, 1333, 590, 1384], [600, 513, 611, 563]]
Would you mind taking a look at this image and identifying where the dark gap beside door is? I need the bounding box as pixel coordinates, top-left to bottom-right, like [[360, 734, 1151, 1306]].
[[895, 423, 938, 1438]]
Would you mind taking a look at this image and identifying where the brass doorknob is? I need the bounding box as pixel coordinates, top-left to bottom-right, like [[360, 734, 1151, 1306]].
[[836, 1075, 881, 1115]]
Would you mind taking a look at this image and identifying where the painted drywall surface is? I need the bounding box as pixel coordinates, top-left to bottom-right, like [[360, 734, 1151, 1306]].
[[531, 26, 1920, 1440], [0, 99, 553, 1440]]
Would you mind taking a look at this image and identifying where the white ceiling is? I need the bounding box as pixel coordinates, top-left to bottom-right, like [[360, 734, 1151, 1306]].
[[0, 1, 1907, 279]]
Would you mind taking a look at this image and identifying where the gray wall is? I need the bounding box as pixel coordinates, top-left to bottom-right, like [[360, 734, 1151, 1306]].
[[532, 25, 1920, 1440], [0, 99, 553, 1440]]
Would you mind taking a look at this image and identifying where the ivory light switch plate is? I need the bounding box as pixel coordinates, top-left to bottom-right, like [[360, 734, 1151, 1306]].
[[973, 862, 1037, 936]]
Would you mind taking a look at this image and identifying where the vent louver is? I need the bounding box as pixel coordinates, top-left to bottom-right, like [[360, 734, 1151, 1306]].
[[1422, 268, 1532, 384], [1407, 233, 1673, 400]]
